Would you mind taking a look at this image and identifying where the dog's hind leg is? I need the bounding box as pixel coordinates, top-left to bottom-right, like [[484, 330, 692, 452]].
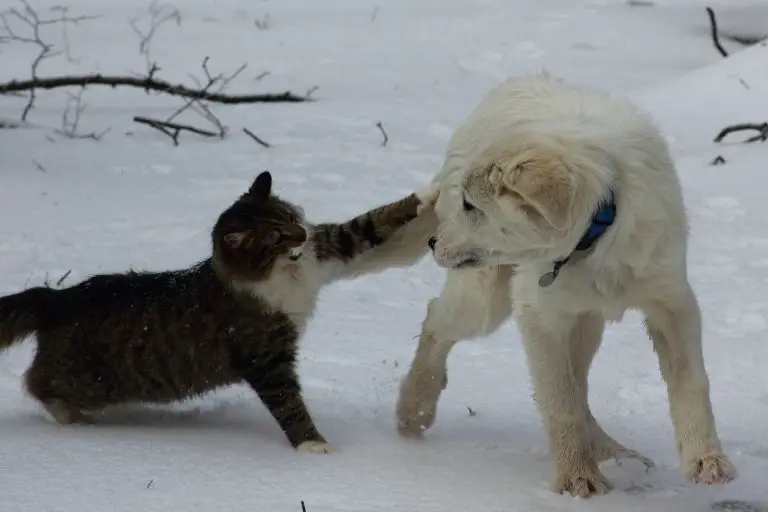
[[396, 264, 514, 438], [516, 304, 612, 497], [570, 312, 654, 469], [643, 280, 736, 485]]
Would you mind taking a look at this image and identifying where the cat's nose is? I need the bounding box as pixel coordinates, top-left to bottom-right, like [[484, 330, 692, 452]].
[[427, 236, 437, 251]]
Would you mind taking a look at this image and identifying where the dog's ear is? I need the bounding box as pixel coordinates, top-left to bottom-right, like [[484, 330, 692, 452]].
[[248, 171, 272, 199], [496, 159, 575, 231]]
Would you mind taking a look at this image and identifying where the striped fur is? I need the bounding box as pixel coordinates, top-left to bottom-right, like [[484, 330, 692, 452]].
[[312, 193, 421, 264]]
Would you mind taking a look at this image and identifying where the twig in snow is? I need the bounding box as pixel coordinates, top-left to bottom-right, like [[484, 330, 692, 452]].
[[714, 122, 768, 143], [129, 0, 181, 72], [53, 89, 110, 140], [711, 500, 768, 512], [467, 406, 477, 417], [710, 155, 726, 166], [254, 13, 271, 31], [146, 479, 154, 489], [133, 115, 218, 146], [32, 159, 47, 172], [242, 127, 270, 148], [301, 501, 307, 512], [43, 269, 71, 288], [56, 269, 71, 287], [375, 121, 389, 146], [705, 7, 729, 57], [305, 85, 319, 99]]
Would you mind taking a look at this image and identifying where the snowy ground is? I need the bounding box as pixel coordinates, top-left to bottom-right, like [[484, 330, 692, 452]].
[[1, 0, 768, 510]]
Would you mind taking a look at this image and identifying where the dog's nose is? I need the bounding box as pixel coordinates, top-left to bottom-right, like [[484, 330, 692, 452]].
[[427, 236, 437, 250]]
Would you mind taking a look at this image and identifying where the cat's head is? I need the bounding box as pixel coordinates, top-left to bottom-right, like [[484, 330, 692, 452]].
[[212, 171, 309, 282]]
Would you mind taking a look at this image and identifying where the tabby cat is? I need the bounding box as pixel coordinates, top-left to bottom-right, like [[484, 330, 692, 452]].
[[0, 170, 438, 453]]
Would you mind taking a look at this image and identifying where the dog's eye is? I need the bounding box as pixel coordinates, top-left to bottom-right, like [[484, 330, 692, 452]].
[[462, 197, 476, 212]]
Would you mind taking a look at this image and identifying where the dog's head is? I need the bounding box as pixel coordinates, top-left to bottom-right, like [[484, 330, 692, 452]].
[[429, 138, 611, 269], [212, 171, 310, 282]]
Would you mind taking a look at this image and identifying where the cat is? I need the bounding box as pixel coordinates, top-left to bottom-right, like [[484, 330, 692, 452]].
[[0, 170, 439, 453]]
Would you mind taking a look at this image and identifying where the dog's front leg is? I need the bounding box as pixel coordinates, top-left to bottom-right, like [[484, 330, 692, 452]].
[[643, 281, 736, 485], [397, 265, 514, 437], [517, 304, 612, 498]]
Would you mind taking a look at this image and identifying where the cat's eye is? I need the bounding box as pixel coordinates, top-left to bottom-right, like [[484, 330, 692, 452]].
[[462, 196, 477, 212]]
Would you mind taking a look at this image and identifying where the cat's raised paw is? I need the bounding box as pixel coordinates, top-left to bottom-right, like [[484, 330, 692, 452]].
[[297, 440, 333, 454]]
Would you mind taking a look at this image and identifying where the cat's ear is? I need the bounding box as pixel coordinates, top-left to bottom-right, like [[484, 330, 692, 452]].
[[248, 171, 272, 199], [223, 231, 252, 249]]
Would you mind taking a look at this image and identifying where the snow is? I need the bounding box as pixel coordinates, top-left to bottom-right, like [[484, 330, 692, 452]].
[[1, 0, 767, 510]]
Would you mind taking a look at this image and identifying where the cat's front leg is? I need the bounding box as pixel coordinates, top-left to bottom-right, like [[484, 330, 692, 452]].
[[240, 352, 331, 453]]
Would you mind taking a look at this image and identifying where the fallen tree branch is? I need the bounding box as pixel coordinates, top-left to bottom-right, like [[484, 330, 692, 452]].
[[714, 122, 768, 143], [705, 7, 729, 57], [242, 127, 270, 147], [0, 74, 311, 103], [133, 115, 218, 145]]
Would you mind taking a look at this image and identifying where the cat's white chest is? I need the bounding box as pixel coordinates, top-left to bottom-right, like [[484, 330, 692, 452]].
[[247, 262, 323, 337]]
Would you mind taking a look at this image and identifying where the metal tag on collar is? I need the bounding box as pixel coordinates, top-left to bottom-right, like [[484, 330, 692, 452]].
[[538, 271, 557, 288], [538, 259, 566, 288]]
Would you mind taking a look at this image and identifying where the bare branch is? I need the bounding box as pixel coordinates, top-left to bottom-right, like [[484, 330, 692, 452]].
[[129, 0, 181, 71], [0, 74, 312, 103], [49, 5, 99, 62], [53, 89, 110, 140], [242, 127, 270, 148], [714, 122, 768, 143], [165, 57, 248, 137], [0, 0, 99, 120], [133, 115, 218, 146], [705, 7, 729, 58], [375, 121, 389, 146]]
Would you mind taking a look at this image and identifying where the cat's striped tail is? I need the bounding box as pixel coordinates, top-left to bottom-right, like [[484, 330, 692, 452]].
[[0, 287, 53, 350]]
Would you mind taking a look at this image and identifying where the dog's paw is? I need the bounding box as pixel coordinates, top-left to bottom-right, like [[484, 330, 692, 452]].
[[395, 375, 442, 438], [554, 463, 613, 498], [416, 183, 440, 215], [296, 440, 333, 454], [686, 453, 737, 485]]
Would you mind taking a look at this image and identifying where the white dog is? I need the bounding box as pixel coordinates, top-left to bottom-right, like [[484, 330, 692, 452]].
[[350, 73, 737, 497]]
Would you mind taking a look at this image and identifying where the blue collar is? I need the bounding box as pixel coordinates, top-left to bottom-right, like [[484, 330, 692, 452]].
[[538, 189, 617, 288]]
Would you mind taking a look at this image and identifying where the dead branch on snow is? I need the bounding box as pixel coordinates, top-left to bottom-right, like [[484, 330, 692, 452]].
[[242, 127, 270, 147], [0, 74, 310, 103], [714, 123, 768, 143], [705, 7, 729, 57]]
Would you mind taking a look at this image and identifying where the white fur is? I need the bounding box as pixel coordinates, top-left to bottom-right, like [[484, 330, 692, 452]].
[[364, 74, 736, 496], [297, 440, 333, 454]]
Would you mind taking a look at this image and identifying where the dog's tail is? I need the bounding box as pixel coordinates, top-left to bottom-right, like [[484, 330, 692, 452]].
[[0, 287, 53, 351], [341, 207, 438, 280]]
